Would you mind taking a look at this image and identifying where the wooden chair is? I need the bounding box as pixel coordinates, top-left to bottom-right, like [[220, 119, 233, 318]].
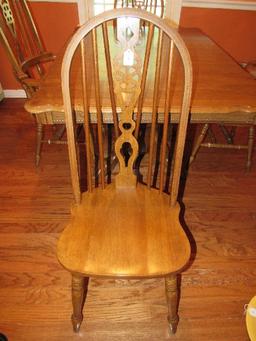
[[114, 0, 164, 17], [57, 8, 192, 334], [114, 0, 164, 40], [0, 0, 57, 166]]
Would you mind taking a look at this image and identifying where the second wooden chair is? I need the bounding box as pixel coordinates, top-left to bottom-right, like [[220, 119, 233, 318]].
[[0, 0, 66, 166]]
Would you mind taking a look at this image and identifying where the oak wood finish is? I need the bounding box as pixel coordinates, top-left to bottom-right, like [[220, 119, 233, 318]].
[[0, 99, 256, 340], [57, 8, 192, 334], [0, 0, 56, 165], [190, 52, 256, 170], [58, 184, 190, 277]]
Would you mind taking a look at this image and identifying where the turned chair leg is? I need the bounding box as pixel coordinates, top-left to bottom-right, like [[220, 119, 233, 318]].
[[35, 122, 43, 167], [189, 123, 209, 165], [71, 274, 87, 333], [247, 125, 254, 170], [165, 275, 179, 334]]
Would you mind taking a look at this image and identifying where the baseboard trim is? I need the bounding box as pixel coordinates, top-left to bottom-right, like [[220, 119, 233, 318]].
[[3, 90, 27, 98]]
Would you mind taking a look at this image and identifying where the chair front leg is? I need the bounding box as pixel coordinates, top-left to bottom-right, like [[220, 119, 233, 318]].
[[165, 274, 179, 334], [71, 274, 87, 333]]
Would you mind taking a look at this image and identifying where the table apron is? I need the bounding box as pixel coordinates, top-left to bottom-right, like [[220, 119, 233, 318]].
[[34, 110, 256, 126]]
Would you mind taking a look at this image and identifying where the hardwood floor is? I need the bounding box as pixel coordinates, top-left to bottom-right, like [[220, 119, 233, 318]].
[[0, 99, 255, 341]]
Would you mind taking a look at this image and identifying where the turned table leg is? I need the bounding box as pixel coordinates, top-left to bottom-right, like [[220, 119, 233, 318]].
[[165, 274, 179, 334], [35, 122, 43, 167], [189, 123, 209, 165], [247, 125, 254, 170]]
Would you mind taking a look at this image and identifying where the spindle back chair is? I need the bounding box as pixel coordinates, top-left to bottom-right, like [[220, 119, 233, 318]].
[[57, 8, 192, 334], [0, 0, 52, 92], [114, 0, 164, 17], [114, 0, 164, 38], [0, 0, 57, 165]]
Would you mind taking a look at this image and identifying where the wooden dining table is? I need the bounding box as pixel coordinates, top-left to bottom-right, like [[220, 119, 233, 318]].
[[24, 27, 256, 129]]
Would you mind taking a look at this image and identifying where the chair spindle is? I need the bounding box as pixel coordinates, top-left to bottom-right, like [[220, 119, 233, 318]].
[[147, 29, 163, 188], [92, 28, 105, 189], [102, 22, 119, 139], [134, 22, 154, 139], [159, 38, 174, 193], [81, 39, 93, 193]]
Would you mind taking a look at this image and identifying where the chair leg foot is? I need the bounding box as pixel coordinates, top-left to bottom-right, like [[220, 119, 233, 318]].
[[71, 316, 82, 333], [168, 319, 178, 334], [165, 275, 179, 334], [71, 274, 87, 333]]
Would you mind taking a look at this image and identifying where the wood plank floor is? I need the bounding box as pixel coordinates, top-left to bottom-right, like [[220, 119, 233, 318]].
[[0, 99, 255, 341]]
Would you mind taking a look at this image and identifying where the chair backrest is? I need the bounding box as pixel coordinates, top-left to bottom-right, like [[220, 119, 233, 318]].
[[0, 0, 54, 96], [61, 8, 192, 207], [114, 0, 164, 18]]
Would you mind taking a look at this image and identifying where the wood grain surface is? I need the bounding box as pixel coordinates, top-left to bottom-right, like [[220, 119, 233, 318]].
[[24, 28, 256, 124], [0, 99, 255, 340]]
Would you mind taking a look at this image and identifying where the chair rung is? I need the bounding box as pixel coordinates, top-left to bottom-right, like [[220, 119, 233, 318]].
[[201, 142, 248, 150]]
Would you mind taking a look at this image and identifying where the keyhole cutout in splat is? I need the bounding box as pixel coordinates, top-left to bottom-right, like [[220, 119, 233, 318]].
[[123, 122, 132, 130], [120, 142, 132, 167]]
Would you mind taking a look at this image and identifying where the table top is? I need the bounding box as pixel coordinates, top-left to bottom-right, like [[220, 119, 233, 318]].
[[25, 28, 256, 124]]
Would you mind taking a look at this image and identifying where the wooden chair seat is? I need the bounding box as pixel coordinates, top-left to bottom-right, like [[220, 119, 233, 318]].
[[58, 183, 190, 278]]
